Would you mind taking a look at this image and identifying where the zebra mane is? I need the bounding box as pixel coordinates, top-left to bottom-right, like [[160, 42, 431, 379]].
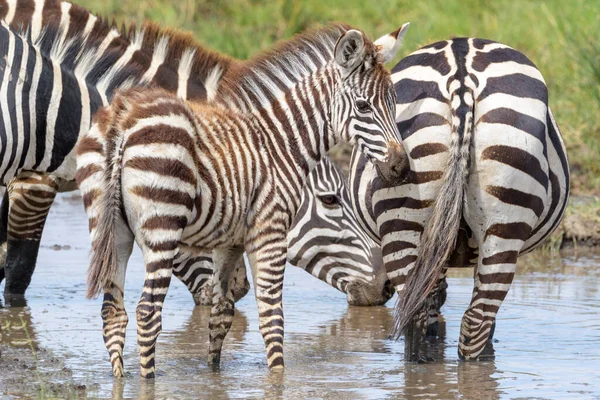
[[218, 23, 363, 108], [125, 21, 236, 91]]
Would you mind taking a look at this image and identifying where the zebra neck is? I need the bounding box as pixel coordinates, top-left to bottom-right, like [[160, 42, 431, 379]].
[[224, 64, 339, 196]]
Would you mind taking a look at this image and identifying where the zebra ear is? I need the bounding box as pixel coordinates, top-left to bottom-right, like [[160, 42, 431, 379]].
[[374, 22, 410, 64], [334, 29, 366, 75]]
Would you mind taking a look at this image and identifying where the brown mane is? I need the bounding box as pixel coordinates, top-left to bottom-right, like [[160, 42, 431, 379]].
[[218, 23, 379, 107]]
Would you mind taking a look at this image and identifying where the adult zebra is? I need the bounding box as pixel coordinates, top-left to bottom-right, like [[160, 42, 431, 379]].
[[76, 24, 407, 378], [0, 0, 235, 296], [349, 38, 569, 361]]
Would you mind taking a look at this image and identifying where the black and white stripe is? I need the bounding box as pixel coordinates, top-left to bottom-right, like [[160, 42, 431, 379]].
[[350, 37, 569, 361], [175, 157, 393, 308], [0, 0, 234, 296]]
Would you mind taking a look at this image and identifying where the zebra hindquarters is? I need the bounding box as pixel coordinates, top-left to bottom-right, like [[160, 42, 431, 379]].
[[459, 103, 549, 360]]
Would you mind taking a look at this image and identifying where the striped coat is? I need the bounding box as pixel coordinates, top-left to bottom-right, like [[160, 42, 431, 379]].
[[0, 0, 234, 295], [350, 37, 569, 361], [0, 1, 392, 310]]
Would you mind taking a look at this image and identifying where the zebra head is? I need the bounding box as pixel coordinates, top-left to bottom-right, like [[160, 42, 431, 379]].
[[287, 157, 394, 306], [331, 24, 410, 185]]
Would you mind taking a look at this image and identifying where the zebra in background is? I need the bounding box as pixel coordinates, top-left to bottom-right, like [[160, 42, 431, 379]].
[[350, 37, 569, 361], [76, 24, 407, 378], [0, 0, 236, 296], [0, 0, 234, 295]]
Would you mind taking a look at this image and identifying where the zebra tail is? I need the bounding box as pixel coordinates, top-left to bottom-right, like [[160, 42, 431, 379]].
[[393, 87, 475, 337], [86, 111, 126, 299]]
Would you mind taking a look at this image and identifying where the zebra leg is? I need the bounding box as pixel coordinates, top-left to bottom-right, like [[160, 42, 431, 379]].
[[458, 238, 519, 360], [246, 235, 287, 369], [3, 174, 58, 296], [101, 214, 134, 378], [173, 249, 249, 306], [172, 250, 213, 306], [0, 190, 8, 284], [425, 267, 449, 339], [207, 246, 244, 368], [137, 242, 179, 378]]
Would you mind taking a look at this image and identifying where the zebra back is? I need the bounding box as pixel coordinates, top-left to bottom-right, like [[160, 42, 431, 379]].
[[0, 0, 236, 100]]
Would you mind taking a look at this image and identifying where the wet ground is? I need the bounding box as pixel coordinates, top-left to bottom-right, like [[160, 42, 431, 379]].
[[1, 193, 599, 399]]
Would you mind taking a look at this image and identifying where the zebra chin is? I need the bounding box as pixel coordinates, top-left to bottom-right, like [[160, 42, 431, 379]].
[[345, 246, 395, 307], [345, 279, 394, 306], [371, 141, 409, 186]]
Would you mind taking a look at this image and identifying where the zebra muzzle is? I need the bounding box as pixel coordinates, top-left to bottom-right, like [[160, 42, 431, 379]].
[[373, 141, 409, 186]]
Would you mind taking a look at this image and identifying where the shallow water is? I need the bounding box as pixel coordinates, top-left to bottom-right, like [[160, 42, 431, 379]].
[[1, 192, 599, 399]]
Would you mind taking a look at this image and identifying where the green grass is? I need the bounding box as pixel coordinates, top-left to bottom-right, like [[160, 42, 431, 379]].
[[87, 0, 600, 195]]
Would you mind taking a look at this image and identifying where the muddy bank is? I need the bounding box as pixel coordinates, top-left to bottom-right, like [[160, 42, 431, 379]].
[[556, 195, 600, 248], [0, 299, 92, 398]]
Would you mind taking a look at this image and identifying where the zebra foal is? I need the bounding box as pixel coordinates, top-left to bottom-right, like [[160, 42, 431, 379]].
[[350, 38, 569, 361], [77, 24, 408, 378]]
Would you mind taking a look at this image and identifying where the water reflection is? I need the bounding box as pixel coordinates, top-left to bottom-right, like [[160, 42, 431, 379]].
[[1, 192, 599, 399], [0, 297, 38, 349]]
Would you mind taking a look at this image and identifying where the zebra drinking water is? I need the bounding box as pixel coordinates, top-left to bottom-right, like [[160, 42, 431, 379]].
[[349, 37, 569, 361], [76, 23, 408, 378]]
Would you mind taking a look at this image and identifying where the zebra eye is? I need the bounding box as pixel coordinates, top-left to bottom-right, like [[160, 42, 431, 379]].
[[319, 194, 339, 206], [356, 99, 371, 113]]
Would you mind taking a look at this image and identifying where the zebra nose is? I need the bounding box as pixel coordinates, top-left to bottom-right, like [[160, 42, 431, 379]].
[[373, 141, 409, 186]]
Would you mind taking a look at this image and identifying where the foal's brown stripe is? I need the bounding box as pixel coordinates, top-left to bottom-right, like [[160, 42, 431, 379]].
[[75, 164, 102, 184], [76, 136, 104, 156], [130, 186, 193, 210], [125, 157, 197, 186]]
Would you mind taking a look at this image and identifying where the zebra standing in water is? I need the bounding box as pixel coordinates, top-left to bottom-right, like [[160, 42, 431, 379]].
[[0, 0, 235, 295], [76, 24, 408, 378], [350, 38, 569, 361]]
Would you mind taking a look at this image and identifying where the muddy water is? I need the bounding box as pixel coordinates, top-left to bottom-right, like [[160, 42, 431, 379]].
[[1, 193, 599, 399]]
